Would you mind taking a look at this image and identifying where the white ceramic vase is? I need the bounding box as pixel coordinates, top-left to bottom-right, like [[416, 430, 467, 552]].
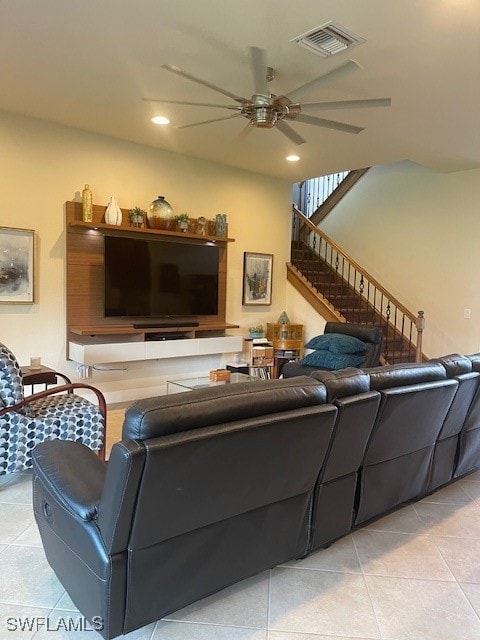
[[105, 196, 122, 225]]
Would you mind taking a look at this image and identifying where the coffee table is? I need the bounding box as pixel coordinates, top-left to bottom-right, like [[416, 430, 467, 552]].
[[167, 372, 258, 394]]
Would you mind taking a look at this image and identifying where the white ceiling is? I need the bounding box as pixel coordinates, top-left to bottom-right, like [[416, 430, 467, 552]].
[[1, 0, 479, 181]]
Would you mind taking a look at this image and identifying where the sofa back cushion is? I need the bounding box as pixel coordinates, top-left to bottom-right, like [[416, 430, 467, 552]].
[[366, 361, 447, 391], [311, 368, 370, 402], [430, 353, 473, 377], [123, 376, 327, 440]]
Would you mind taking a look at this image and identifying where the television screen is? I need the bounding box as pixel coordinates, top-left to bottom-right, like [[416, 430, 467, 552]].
[[104, 235, 219, 318]]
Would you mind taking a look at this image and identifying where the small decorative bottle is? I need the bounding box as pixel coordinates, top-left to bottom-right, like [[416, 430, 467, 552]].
[[215, 213, 228, 237], [82, 184, 93, 222], [105, 196, 122, 226]]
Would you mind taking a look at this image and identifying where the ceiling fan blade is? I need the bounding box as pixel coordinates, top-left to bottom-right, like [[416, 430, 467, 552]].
[[161, 64, 245, 103], [236, 122, 254, 141], [142, 97, 241, 110], [276, 120, 307, 145], [301, 97, 392, 110], [294, 114, 364, 134], [176, 114, 242, 129], [249, 46, 268, 97], [286, 60, 360, 102]]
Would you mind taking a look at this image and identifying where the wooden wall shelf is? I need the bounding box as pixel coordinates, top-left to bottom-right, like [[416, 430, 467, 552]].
[[65, 201, 237, 364], [67, 201, 234, 243]]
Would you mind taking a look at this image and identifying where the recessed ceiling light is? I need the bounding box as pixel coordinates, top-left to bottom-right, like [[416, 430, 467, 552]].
[[151, 116, 170, 125], [286, 154, 300, 162]]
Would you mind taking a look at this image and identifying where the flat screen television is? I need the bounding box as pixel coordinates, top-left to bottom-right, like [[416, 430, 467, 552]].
[[104, 235, 219, 318]]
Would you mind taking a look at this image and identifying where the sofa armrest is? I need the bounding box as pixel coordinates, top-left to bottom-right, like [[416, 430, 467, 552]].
[[32, 440, 107, 521]]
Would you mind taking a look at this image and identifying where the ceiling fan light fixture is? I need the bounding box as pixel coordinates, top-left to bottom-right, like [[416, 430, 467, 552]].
[[151, 115, 170, 125]]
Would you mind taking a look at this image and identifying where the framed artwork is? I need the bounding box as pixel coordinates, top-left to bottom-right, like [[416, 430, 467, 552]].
[[242, 252, 273, 305], [0, 227, 35, 303]]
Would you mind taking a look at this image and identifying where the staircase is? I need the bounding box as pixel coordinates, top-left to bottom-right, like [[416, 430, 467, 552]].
[[288, 207, 425, 364]]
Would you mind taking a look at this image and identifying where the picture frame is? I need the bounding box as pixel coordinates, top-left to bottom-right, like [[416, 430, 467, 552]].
[[242, 251, 273, 305], [0, 227, 35, 303]]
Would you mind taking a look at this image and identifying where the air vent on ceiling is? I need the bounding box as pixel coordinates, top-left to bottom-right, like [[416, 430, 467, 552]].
[[291, 21, 365, 58]]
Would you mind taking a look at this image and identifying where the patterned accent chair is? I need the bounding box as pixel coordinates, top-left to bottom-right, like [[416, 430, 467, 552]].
[[0, 342, 106, 476]]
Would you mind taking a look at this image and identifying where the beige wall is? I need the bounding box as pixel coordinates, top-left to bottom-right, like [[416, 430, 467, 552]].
[[0, 110, 292, 401], [321, 161, 480, 357]]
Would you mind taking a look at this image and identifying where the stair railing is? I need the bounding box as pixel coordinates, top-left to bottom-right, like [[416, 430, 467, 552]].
[[295, 171, 349, 218], [291, 205, 425, 362]]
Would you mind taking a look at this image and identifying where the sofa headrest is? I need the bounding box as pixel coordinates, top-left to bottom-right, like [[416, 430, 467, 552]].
[[325, 322, 384, 345], [429, 353, 473, 377], [466, 353, 480, 373], [123, 376, 327, 441], [310, 368, 370, 402], [365, 361, 447, 391]]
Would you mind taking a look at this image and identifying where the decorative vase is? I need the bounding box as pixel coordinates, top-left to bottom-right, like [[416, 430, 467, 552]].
[[148, 195, 174, 230], [215, 213, 228, 237], [105, 196, 122, 225]]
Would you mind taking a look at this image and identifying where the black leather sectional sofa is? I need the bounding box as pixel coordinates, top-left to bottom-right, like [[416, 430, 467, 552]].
[[32, 354, 480, 639]]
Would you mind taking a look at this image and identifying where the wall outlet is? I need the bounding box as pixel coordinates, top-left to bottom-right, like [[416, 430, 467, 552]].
[[464, 308, 472, 319]]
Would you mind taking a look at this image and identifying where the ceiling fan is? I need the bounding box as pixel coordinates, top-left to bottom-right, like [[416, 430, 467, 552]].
[[143, 47, 391, 145]]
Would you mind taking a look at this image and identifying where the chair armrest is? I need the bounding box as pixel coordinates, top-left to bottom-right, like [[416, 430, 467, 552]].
[[32, 440, 107, 521], [0, 382, 106, 418], [0, 382, 107, 460]]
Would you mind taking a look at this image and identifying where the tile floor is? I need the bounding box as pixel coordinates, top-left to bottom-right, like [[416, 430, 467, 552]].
[[2, 470, 480, 640]]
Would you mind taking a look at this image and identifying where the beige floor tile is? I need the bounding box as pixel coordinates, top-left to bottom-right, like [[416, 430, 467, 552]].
[[0, 603, 52, 639], [269, 634, 377, 640], [432, 536, 480, 582], [282, 535, 361, 573], [32, 610, 156, 640], [0, 546, 64, 608], [459, 481, 480, 501], [268, 567, 380, 638], [353, 530, 455, 580], [153, 621, 267, 639], [414, 501, 480, 537], [0, 503, 36, 544], [366, 575, 480, 640], [0, 471, 33, 504], [54, 592, 79, 612], [460, 582, 480, 617], [164, 572, 269, 628], [459, 470, 480, 482], [11, 523, 43, 547], [361, 504, 426, 534], [420, 481, 473, 505]]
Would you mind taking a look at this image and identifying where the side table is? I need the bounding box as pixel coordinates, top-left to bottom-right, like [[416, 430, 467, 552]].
[[266, 323, 304, 377], [21, 365, 72, 393]]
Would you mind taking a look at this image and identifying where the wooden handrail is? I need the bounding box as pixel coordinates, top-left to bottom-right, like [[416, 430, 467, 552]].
[[292, 205, 418, 324], [291, 205, 426, 362]]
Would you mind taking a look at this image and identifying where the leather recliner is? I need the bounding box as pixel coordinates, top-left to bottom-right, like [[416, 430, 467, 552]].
[[32, 377, 338, 639], [355, 362, 458, 525], [427, 354, 480, 492], [308, 368, 381, 549], [281, 321, 384, 378]]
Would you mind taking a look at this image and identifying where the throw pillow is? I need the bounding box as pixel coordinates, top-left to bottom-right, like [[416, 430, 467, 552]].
[[299, 350, 365, 370], [304, 332, 367, 354]]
